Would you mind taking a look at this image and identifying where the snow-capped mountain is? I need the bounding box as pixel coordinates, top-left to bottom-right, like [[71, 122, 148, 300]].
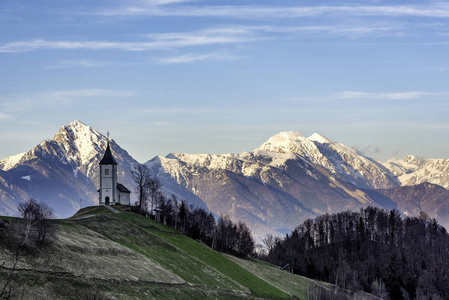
[[383, 156, 449, 189], [257, 132, 400, 189], [2, 122, 449, 240], [146, 149, 384, 239], [144, 131, 404, 239], [381, 155, 424, 177], [145, 131, 449, 239], [0, 120, 138, 217]]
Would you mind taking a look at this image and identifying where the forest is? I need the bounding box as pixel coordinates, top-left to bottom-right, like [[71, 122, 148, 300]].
[[263, 207, 449, 300]]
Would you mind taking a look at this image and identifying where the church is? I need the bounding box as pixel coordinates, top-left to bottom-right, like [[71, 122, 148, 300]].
[[98, 138, 131, 205]]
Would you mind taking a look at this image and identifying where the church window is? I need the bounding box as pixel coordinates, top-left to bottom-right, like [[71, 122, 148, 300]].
[[105, 169, 109, 175]]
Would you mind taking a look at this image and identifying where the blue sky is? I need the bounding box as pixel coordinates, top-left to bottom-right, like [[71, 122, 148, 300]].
[[1, 0, 449, 163]]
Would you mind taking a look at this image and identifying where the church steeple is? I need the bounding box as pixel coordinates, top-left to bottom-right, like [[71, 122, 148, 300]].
[[99, 141, 117, 165], [99, 132, 118, 206], [98, 131, 131, 206]]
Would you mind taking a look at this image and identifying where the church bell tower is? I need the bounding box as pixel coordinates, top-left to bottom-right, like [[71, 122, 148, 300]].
[[99, 132, 117, 205]]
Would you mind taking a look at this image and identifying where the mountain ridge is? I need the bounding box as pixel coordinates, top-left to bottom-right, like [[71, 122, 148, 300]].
[[1, 120, 449, 240]]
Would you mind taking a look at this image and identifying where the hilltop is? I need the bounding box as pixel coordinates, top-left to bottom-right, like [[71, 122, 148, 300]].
[[0, 206, 375, 299]]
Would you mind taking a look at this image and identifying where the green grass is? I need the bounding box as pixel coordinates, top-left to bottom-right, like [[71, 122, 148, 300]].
[[152, 228, 290, 299], [74, 211, 246, 291], [114, 211, 290, 299], [224, 255, 320, 299], [1, 206, 336, 299], [75, 208, 290, 299], [67, 205, 111, 218]]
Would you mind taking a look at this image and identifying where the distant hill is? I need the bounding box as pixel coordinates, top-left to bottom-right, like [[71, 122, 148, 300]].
[[0, 206, 376, 299]]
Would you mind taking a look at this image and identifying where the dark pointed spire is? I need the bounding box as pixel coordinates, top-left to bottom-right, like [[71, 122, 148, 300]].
[[100, 138, 117, 165]]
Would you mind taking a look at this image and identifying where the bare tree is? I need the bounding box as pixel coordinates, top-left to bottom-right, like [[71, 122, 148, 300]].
[[131, 165, 151, 212], [147, 177, 161, 216], [17, 198, 54, 244], [36, 202, 54, 243], [1, 199, 54, 298]]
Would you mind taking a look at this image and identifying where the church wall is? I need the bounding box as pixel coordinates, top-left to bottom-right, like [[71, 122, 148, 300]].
[[99, 142, 131, 206], [118, 192, 130, 205], [100, 164, 118, 205]]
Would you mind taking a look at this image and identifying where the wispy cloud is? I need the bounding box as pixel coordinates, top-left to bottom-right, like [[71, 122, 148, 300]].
[[47, 89, 136, 99], [45, 60, 109, 69], [353, 144, 381, 156], [155, 52, 240, 64], [139, 107, 213, 114], [253, 23, 403, 38], [96, 3, 449, 18], [0, 26, 260, 53], [0, 113, 13, 121], [334, 91, 448, 100], [0, 89, 136, 113], [0, 23, 403, 54], [289, 91, 449, 102]]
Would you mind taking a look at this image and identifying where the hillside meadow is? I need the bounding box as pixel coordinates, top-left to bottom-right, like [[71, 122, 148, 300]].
[[0, 206, 377, 299]]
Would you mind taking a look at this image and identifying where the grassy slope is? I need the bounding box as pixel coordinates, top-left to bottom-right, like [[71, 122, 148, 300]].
[[2, 205, 375, 300], [76, 206, 290, 299], [1, 206, 296, 299], [224, 254, 322, 299]]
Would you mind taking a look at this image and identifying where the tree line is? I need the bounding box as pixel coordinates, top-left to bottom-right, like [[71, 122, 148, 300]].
[[263, 207, 449, 300], [131, 165, 255, 257]]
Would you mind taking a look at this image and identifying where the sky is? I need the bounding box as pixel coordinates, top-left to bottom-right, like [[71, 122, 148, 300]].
[[1, 0, 449, 163]]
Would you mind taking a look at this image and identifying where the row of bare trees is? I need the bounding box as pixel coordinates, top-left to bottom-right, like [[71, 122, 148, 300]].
[[131, 165, 255, 257], [131, 165, 161, 214], [263, 207, 449, 300]]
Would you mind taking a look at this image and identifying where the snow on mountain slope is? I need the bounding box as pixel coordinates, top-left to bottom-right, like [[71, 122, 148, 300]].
[[145, 131, 449, 238], [146, 142, 384, 240], [256, 132, 328, 164], [398, 158, 449, 189], [382, 155, 423, 177], [257, 131, 399, 189], [53, 120, 104, 166], [0, 152, 26, 171], [0, 120, 139, 218], [308, 133, 400, 189], [382, 155, 449, 189]]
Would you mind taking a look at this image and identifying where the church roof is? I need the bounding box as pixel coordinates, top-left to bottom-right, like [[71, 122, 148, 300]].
[[99, 142, 117, 165], [117, 183, 131, 193], [97, 183, 131, 193]]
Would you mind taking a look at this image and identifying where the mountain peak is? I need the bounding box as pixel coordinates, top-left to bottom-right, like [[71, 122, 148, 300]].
[[308, 133, 332, 144], [69, 120, 88, 127], [256, 131, 315, 154], [403, 155, 424, 166], [53, 120, 106, 165], [55, 120, 101, 142], [268, 131, 303, 141]]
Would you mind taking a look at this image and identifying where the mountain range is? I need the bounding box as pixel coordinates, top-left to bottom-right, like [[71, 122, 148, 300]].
[[1, 120, 449, 240]]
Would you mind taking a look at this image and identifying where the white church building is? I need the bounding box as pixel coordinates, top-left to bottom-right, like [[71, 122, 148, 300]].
[[98, 140, 131, 205]]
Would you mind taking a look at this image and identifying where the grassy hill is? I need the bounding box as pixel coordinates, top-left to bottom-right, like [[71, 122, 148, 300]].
[[0, 206, 372, 299]]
